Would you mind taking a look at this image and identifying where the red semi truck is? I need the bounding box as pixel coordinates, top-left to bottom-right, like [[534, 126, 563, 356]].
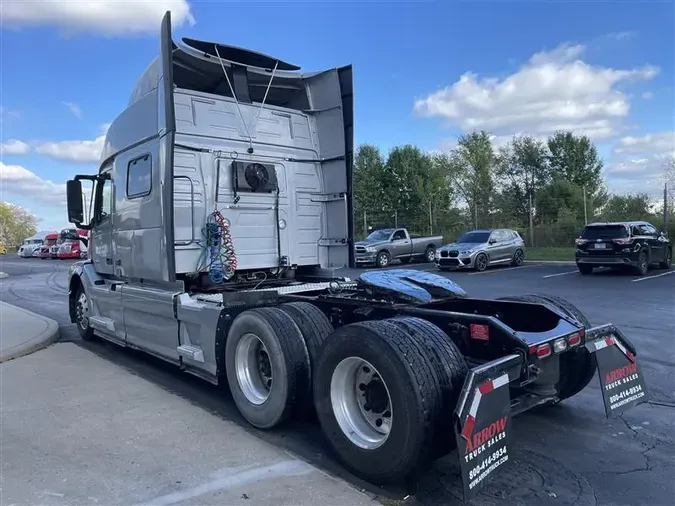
[[38, 233, 59, 259], [56, 228, 89, 260]]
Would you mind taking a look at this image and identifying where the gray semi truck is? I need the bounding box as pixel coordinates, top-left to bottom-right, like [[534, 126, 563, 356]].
[[64, 12, 648, 501]]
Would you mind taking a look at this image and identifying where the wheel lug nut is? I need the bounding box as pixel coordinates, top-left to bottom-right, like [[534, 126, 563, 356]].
[[376, 419, 383, 427], [364, 404, 370, 411], [359, 383, 366, 391]]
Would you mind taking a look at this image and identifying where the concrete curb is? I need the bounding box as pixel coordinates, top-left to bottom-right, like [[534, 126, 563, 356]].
[[525, 260, 576, 265], [0, 302, 60, 363]]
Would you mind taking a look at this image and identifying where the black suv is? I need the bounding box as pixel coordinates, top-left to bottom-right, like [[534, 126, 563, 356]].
[[575, 221, 672, 276]]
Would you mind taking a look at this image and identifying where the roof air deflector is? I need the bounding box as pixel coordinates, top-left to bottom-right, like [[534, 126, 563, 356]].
[[181, 38, 301, 71]]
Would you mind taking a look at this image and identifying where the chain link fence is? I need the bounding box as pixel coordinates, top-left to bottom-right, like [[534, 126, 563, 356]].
[[355, 187, 675, 248]]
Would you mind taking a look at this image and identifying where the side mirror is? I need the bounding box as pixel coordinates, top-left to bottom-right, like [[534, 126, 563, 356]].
[[488, 238, 497, 244], [66, 180, 84, 224]]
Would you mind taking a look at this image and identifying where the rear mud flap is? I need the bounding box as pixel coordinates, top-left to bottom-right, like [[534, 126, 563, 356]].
[[585, 324, 648, 417], [453, 354, 522, 501]]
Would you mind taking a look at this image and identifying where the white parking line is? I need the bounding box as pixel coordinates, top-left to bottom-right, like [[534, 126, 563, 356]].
[[542, 270, 579, 279], [631, 270, 675, 283], [468, 264, 541, 275]]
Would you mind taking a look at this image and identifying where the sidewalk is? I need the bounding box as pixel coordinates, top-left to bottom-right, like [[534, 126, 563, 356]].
[[0, 342, 374, 506], [0, 301, 60, 362]]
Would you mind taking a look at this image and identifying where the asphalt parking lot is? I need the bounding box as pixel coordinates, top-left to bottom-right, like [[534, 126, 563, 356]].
[[1, 256, 674, 506]]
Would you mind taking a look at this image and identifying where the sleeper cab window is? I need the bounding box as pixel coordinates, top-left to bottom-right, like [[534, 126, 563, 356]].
[[127, 154, 152, 199]]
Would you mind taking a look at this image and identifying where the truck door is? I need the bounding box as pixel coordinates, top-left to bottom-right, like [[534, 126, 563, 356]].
[[86, 167, 126, 345], [91, 167, 114, 275], [391, 229, 411, 258]]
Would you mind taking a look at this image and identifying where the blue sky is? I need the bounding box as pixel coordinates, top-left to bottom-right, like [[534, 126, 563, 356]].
[[1, 0, 673, 232]]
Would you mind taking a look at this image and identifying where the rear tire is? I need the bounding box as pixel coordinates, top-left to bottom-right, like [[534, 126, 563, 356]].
[[577, 263, 593, 275], [635, 251, 649, 276], [511, 249, 524, 267], [389, 317, 468, 458], [225, 307, 310, 429], [659, 248, 672, 269], [425, 246, 436, 263], [278, 302, 334, 415], [314, 319, 442, 484]]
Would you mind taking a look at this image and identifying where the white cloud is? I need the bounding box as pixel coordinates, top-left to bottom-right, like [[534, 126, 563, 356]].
[[0, 140, 30, 155], [35, 124, 109, 164], [614, 132, 675, 157], [0, 0, 196, 37], [606, 132, 675, 193], [0, 163, 95, 230], [414, 42, 659, 142], [641, 91, 654, 100], [63, 101, 83, 119], [0, 162, 66, 206]]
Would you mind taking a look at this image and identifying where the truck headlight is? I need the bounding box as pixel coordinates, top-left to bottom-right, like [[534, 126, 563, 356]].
[[366, 247, 377, 253]]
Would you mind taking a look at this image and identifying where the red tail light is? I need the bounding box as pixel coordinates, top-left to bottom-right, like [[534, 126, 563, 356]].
[[613, 238, 633, 245], [535, 343, 551, 358], [567, 333, 581, 347]]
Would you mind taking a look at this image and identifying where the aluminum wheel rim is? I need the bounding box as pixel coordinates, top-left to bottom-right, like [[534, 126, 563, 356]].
[[476, 254, 487, 270], [76, 292, 89, 330], [379, 254, 388, 267], [330, 357, 393, 450], [235, 333, 272, 405], [427, 249, 435, 262], [514, 250, 523, 265]]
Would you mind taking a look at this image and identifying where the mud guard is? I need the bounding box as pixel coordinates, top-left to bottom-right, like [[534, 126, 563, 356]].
[[453, 353, 522, 501], [585, 324, 648, 417]]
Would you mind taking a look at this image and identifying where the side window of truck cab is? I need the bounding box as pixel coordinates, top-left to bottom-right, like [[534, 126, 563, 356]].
[[100, 175, 113, 222], [127, 154, 152, 199]]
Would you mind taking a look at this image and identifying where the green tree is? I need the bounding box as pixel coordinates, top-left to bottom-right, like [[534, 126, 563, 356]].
[[450, 131, 495, 228], [0, 202, 38, 249], [547, 131, 604, 192], [536, 178, 586, 224], [385, 145, 436, 233], [495, 135, 550, 227], [599, 193, 653, 222]]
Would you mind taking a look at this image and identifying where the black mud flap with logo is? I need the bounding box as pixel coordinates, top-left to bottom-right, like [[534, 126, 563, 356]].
[[586, 324, 648, 417], [453, 353, 522, 502]]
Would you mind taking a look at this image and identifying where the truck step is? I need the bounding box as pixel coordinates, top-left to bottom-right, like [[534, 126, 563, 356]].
[[88, 316, 116, 332], [177, 344, 205, 363]]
